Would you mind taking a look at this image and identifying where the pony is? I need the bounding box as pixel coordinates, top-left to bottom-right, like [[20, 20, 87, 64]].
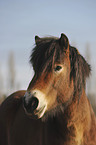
[[0, 33, 96, 145]]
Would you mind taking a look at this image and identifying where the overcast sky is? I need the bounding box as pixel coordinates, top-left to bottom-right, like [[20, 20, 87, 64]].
[[0, 0, 96, 95]]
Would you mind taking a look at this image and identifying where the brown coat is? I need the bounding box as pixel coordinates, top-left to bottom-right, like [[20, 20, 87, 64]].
[[0, 33, 96, 145]]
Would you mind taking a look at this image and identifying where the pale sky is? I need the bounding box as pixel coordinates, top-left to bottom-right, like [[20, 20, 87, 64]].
[[0, 0, 96, 95]]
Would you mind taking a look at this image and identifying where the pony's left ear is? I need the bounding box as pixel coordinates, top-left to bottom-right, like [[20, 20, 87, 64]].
[[59, 33, 69, 50], [35, 36, 41, 45]]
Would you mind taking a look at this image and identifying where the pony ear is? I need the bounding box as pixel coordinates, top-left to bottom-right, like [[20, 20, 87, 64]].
[[35, 36, 41, 45], [59, 33, 69, 49], [70, 46, 91, 97]]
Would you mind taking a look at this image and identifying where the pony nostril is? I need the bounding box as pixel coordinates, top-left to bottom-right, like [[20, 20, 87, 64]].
[[31, 97, 39, 111], [23, 96, 39, 113]]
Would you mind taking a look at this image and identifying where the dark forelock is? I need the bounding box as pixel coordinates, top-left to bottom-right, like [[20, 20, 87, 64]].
[[30, 37, 65, 74]]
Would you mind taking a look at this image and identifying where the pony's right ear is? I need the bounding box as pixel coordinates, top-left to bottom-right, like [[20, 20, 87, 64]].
[[35, 36, 41, 45], [59, 33, 69, 50]]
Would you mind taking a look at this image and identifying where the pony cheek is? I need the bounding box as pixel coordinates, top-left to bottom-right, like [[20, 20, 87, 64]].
[[46, 101, 58, 112], [52, 75, 63, 90], [53, 66, 69, 90]]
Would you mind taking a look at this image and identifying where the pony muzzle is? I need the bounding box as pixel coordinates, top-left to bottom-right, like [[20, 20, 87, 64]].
[[23, 90, 47, 119]]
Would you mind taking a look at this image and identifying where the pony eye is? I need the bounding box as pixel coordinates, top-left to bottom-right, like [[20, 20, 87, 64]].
[[54, 65, 62, 72]]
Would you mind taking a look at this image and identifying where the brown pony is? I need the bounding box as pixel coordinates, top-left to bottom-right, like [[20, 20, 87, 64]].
[[0, 33, 96, 145]]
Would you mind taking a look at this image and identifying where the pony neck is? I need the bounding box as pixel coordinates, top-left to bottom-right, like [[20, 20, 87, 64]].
[[49, 89, 90, 144], [64, 89, 90, 124]]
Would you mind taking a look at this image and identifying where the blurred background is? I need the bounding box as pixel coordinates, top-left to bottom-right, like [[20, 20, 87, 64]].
[[0, 0, 96, 113]]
